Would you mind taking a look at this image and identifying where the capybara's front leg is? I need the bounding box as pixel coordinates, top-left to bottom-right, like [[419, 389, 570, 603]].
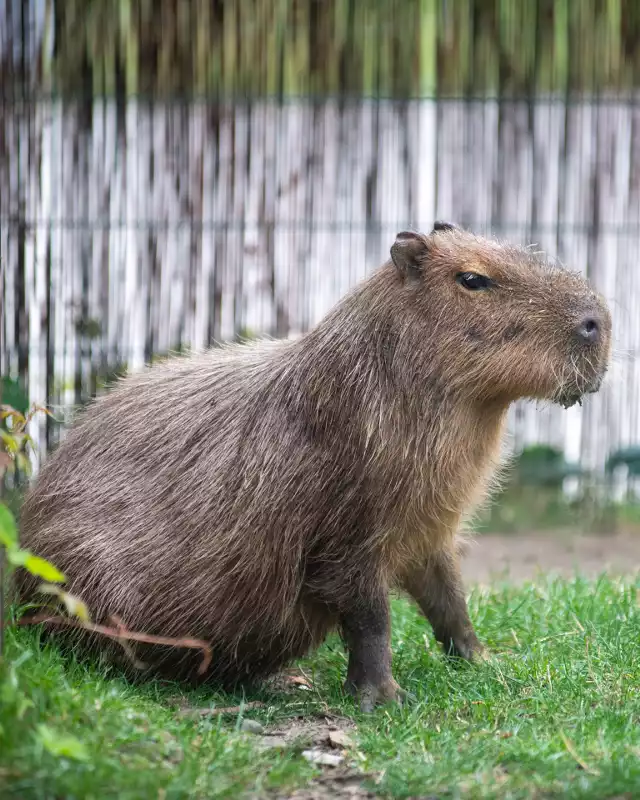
[[340, 591, 404, 712], [401, 546, 485, 661]]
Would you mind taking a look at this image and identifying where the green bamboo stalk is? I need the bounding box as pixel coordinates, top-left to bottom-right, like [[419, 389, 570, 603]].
[[156, 0, 172, 94], [479, 0, 499, 96], [120, 0, 138, 96], [85, 2, 99, 95], [393, 0, 412, 97], [178, 0, 189, 91], [282, 0, 295, 96], [266, 0, 287, 96], [604, 0, 622, 89], [418, 0, 437, 98], [41, 0, 54, 91], [553, 0, 569, 94], [379, 2, 391, 96], [237, 0, 249, 95], [194, 0, 209, 94], [327, 0, 346, 95], [208, 0, 223, 94], [458, 0, 471, 95], [355, 1, 369, 97]]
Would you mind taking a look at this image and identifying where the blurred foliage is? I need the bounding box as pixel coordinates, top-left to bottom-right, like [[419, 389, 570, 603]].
[[0, 403, 47, 486], [606, 446, 640, 478], [0, 404, 85, 665], [508, 444, 584, 489], [75, 317, 103, 341], [477, 486, 605, 535], [2, 0, 640, 98], [0, 407, 89, 767], [477, 444, 640, 535], [0, 378, 29, 420]]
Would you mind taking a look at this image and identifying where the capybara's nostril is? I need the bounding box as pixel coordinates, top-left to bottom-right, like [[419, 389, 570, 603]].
[[575, 316, 600, 345]]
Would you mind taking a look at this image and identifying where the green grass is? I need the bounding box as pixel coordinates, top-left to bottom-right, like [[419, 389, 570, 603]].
[[1, 576, 639, 799]]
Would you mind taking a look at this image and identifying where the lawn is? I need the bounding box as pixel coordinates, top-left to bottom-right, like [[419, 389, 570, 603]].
[[1, 575, 639, 799]]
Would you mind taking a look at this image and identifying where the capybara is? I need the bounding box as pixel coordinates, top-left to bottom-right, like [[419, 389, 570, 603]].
[[18, 223, 612, 710]]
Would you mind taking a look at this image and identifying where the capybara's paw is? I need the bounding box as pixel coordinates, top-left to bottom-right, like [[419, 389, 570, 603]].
[[443, 630, 487, 662], [344, 676, 407, 713]]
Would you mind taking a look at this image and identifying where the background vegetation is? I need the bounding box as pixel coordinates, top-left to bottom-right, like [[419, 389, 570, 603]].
[[3, 0, 640, 98]]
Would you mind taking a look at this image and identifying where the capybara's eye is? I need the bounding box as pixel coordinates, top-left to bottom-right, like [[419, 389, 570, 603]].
[[456, 272, 492, 291]]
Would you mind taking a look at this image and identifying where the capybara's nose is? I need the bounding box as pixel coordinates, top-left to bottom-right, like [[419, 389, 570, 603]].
[[575, 315, 601, 345]]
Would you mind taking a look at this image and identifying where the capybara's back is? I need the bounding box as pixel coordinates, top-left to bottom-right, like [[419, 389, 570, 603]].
[[19, 224, 611, 707]]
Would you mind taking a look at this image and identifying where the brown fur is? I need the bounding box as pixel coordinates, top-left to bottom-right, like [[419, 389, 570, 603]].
[[17, 224, 612, 710]]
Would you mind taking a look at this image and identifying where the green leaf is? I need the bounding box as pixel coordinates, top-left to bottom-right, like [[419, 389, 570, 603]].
[[0, 429, 19, 453], [0, 504, 18, 548], [37, 724, 89, 761], [1, 664, 19, 695], [24, 555, 66, 583], [38, 583, 90, 621], [1, 409, 26, 428], [6, 548, 30, 566], [60, 591, 90, 622], [9, 690, 34, 720], [0, 377, 29, 416], [10, 551, 66, 582]]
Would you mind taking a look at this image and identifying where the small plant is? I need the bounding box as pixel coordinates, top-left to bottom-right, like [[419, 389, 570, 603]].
[[0, 508, 90, 764], [0, 504, 80, 655], [0, 402, 91, 644], [0, 404, 70, 658], [0, 401, 92, 762], [1, 402, 51, 486], [0, 403, 79, 658]]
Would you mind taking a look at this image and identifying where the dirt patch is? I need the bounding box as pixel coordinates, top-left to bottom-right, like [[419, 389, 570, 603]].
[[461, 531, 640, 584], [256, 714, 378, 799], [173, 704, 353, 749], [277, 772, 377, 799], [254, 714, 354, 752]]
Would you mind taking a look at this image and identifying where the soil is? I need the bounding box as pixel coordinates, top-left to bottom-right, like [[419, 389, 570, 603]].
[[255, 714, 379, 800], [460, 530, 640, 584]]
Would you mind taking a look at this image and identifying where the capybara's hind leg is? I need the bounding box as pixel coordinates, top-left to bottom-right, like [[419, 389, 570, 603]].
[[340, 590, 405, 712], [400, 547, 485, 661]]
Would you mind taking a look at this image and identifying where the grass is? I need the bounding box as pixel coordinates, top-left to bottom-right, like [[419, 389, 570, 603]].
[[1, 575, 639, 799]]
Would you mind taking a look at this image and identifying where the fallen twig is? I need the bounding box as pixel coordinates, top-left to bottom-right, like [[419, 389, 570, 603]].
[[15, 612, 212, 675], [108, 614, 147, 670]]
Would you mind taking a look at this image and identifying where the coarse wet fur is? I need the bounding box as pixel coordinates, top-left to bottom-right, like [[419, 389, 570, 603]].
[[17, 224, 612, 711]]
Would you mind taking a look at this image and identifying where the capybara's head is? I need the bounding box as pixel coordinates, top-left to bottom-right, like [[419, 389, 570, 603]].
[[389, 223, 612, 408]]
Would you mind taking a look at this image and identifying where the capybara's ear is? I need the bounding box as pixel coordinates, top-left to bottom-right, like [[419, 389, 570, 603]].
[[390, 231, 430, 279], [431, 220, 459, 234]]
